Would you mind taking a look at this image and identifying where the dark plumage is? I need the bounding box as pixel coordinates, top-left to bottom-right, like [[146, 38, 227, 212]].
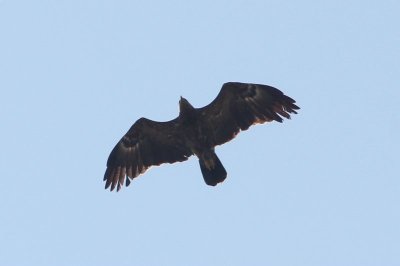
[[104, 82, 299, 191]]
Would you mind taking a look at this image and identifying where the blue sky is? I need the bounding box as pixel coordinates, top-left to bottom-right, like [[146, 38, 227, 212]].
[[1, 0, 399, 265]]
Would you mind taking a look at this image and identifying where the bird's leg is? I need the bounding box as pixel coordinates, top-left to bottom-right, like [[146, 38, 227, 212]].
[[201, 150, 216, 170]]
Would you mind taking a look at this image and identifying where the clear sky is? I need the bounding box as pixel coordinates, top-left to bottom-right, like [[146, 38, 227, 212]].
[[1, 1, 399, 265]]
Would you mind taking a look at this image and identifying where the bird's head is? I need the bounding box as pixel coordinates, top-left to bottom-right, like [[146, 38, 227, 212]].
[[179, 96, 191, 110], [179, 96, 195, 118]]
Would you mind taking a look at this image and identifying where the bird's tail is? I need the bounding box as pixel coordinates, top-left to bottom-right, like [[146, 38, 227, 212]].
[[199, 151, 227, 186]]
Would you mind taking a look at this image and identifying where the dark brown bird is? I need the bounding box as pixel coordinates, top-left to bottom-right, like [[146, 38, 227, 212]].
[[104, 82, 299, 191]]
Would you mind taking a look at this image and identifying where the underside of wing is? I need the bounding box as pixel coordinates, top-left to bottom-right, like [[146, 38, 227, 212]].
[[198, 82, 300, 146], [104, 117, 192, 191]]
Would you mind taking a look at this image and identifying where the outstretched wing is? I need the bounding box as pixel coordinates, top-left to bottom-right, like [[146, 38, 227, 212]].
[[198, 82, 300, 146], [104, 117, 192, 191]]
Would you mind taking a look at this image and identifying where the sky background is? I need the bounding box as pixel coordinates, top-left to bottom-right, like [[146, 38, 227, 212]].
[[1, 0, 399, 265]]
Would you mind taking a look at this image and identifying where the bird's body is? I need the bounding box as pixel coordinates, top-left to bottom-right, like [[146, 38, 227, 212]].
[[178, 97, 228, 186], [104, 82, 299, 191]]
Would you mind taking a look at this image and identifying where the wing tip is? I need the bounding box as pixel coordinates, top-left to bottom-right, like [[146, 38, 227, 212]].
[[103, 166, 124, 192], [104, 165, 142, 192]]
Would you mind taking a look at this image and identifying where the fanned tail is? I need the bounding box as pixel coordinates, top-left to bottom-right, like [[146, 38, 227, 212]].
[[199, 152, 227, 186]]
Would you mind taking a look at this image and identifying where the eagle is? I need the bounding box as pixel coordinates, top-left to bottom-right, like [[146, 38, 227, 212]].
[[104, 82, 299, 191]]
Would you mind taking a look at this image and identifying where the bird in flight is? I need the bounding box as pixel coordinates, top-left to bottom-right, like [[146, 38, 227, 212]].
[[104, 82, 299, 191]]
